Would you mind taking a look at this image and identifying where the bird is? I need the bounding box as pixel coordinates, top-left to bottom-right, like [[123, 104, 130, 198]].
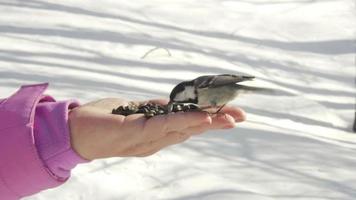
[[168, 74, 258, 113]]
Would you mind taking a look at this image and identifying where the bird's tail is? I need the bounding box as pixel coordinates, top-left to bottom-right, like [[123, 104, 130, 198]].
[[233, 75, 255, 83], [235, 84, 284, 95]]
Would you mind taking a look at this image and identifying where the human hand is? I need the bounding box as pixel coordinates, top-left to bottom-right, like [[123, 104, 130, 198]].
[[68, 98, 246, 160]]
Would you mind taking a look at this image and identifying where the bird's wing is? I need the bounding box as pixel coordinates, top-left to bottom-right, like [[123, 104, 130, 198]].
[[196, 74, 255, 89]]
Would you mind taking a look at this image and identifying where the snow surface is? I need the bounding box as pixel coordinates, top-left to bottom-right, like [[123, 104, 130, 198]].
[[0, 0, 356, 199]]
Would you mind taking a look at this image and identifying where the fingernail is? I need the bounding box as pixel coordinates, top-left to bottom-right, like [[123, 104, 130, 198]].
[[235, 109, 246, 122], [235, 117, 245, 122]]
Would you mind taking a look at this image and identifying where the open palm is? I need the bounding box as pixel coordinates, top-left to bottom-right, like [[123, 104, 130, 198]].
[[68, 98, 246, 160]]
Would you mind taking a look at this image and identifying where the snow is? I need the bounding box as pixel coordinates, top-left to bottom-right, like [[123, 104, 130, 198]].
[[0, 0, 355, 199]]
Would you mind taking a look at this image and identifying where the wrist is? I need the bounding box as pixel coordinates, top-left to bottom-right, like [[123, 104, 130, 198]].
[[68, 107, 96, 161]]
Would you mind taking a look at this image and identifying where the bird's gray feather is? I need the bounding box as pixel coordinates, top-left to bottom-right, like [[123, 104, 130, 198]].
[[195, 74, 254, 89]]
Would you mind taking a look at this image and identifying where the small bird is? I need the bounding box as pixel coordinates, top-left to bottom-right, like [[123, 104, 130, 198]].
[[168, 74, 258, 113]]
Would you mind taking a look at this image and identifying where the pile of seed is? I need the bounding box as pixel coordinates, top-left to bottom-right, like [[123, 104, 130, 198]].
[[112, 102, 200, 118], [112, 103, 168, 118]]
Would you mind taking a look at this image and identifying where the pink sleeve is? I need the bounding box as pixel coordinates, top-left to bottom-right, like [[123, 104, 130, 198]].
[[0, 83, 87, 200]]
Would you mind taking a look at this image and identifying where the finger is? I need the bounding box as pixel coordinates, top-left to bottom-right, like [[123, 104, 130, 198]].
[[218, 106, 246, 122], [179, 113, 237, 135], [209, 113, 236, 129], [181, 123, 211, 136], [142, 115, 227, 150], [141, 111, 211, 141], [159, 131, 191, 146], [153, 111, 212, 132], [137, 131, 191, 156]]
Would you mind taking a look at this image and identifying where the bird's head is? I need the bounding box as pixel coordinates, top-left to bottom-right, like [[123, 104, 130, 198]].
[[169, 80, 197, 104]]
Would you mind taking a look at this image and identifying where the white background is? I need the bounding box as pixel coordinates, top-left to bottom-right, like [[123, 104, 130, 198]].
[[0, 0, 355, 199]]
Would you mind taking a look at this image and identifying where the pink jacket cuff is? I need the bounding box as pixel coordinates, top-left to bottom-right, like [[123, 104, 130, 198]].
[[0, 83, 87, 200], [34, 95, 88, 179]]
